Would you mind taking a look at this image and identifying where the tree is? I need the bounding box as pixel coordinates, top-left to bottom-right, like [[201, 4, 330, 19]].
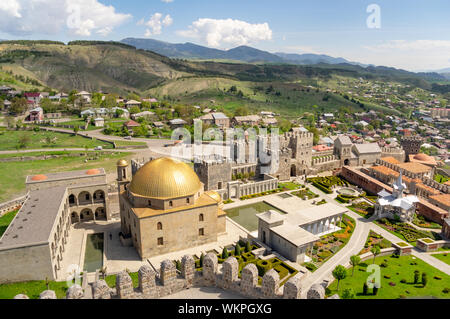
[[10, 97, 27, 115], [373, 286, 378, 295], [222, 247, 229, 259], [332, 265, 347, 291], [342, 288, 355, 299], [199, 253, 204, 267], [422, 273, 427, 287], [414, 270, 420, 284], [40, 98, 56, 113], [18, 135, 30, 149], [350, 255, 361, 276], [245, 241, 252, 253], [73, 125, 80, 135], [235, 243, 241, 256], [363, 282, 368, 295], [371, 245, 381, 264]]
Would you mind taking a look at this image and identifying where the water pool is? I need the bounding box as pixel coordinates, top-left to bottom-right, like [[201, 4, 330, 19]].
[[83, 233, 104, 273], [225, 202, 286, 232]]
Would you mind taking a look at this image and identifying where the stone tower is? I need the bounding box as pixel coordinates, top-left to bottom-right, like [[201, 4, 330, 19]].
[[334, 135, 353, 166], [401, 136, 423, 161]]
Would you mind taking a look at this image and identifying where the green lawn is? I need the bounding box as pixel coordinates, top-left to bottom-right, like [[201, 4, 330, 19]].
[[0, 151, 133, 202], [327, 255, 450, 299], [279, 182, 301, 190], [104, 272, 139, 288], [0, 130, 113, 150], [0, 280, 79, 299], [0, 210, 18, 236], [432, 253, 450, 265]]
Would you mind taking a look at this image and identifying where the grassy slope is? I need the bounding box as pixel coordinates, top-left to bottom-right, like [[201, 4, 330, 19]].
[[0, 130, 113, 151], [0, 43, 188, 94], [148, 77, 365, 117], [327, 254, 450, 299], [0, 210, 18, 236], [0, 151, 133, 202]]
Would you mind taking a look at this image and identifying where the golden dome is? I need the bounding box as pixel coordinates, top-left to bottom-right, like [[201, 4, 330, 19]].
[[205, 191, 222, 203], [117, 159, 129, 167], [129, 157, 202, 199]]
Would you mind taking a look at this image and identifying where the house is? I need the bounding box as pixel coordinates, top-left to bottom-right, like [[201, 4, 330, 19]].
[[76, 91, 92, 103], [153, 121, 164, 128], [0, 85, 12, 94], [262, 118, 278, 126], [131, 111, 155, 120], [111, 107, 130, 118], [80, 109, 96, 117], [169, 119, 187, 129], [323, 113, 334, 120], [123, 120, 140, 134], [211, 112, 230, 129], [232, 115, 261, 127], [27, 107, 44, 122], [24, 92, 43, 105], [94, 118, 105, 127], [125, 100, 142, 109]]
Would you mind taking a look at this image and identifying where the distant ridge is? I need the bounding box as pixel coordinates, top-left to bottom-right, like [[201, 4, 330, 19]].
[[121, 37, 361, 65]]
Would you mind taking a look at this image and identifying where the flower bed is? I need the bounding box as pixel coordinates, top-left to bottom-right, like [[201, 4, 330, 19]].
[[376, 218, 440, 244], [291, 188, 319, 200], [360, 231, 392, 254], [239, 188, 282, 200]]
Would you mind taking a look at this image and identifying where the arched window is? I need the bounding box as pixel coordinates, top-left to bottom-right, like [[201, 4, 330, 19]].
[[169, 201, 173, 207], [148, 200, 152, 207], [199, 214, 204, 222], [157, 222, 163, 230], [186, 198, 190, 204]]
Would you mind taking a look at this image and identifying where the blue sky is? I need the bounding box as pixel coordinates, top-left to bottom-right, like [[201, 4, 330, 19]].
[[0, 0, 449, 71]]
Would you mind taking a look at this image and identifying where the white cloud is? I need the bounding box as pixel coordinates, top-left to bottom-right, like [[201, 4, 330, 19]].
[[140, 12, 173, 37], [0, 0, 21, 18], [0, 0, 131, 37], [178, 18, 272, 48], [161, 0, 173, 2]]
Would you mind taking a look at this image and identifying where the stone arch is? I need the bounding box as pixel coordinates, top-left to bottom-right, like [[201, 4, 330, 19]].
[[69, 194, 76, 206], [93, 190, 105, 202], [95, 207, 106, 220], [71, 212, 80, 224], [290, 164, 296, 177], [80, 208, 93, 221], [344, 159, 350, 166], [78, 191, 92, 205]]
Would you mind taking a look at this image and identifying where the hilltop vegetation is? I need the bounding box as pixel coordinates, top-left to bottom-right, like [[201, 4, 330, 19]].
[[0, 40, 446, 115]]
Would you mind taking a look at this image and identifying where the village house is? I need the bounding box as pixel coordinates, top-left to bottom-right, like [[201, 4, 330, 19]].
[[124, 120, 140, 134], [169, 118, 187, 129], [232, 115, 261, 127], [27, 107, 44, 122], [125, 100, 142, 109], [24, 92, 43, 105]]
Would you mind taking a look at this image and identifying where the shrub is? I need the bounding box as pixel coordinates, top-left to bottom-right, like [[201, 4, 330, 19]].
[[341, 288, 355, 299], [222, 247, 229, 259], [434, 276, 442, 280], [400, 279, 407, 283], [256, 259, 272, 277], [363, 282, 368, 295], [422, 273, 427, 287], [443, 288, 449, 294], [414, 270, 420, 284], [380, 262, 388, 268], [384, 275, 391, 279], [245, 241, 252, 253], [235, 243, 242, 256]]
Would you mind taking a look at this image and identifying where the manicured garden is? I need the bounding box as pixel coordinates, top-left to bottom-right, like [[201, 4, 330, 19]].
[[239, 188, 283, 200], [0, 209, 18, 237], [176, 241, 298, 286], [432, 253, 450, 266], [291, 188, 319, 200], [278, 182, 302, 191], [305, 215, 356, 271], [307, 176, 349, 194], [359, 231, 391, 255], [326, 254, 450, 299], [347, 202, 374, 219], [375, 218, 441, 245], [412, 214, 442, 229]]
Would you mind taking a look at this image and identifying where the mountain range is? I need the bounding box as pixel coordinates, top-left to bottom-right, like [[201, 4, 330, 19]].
[[121, 37, 365, 66]]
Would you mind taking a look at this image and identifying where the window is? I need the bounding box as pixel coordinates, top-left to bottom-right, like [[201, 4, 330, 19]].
[[157, 222, 163, 230], [169, 201, 173, 207], [157, 237, 164, 246], [148, 200, 152, 207], [199, 228, 204, 236], [199, 214, 204, 222], [186, 198, 190, 204]]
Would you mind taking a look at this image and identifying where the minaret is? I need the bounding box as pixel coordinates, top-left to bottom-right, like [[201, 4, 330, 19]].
[[393, 171, 406, 198], [116, 159, 129, 193]]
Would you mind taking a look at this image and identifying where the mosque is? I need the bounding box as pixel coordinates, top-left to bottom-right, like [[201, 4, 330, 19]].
[[116, 157, 227, 259]]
